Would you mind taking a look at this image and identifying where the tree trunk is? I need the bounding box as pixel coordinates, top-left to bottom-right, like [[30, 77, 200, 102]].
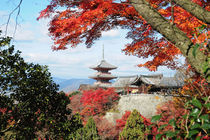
[[130, 0, 209, 82], [174, 0, 210, 24]]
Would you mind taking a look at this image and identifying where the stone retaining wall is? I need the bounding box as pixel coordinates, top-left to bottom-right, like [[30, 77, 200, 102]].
[[105, 94, 172, 124]]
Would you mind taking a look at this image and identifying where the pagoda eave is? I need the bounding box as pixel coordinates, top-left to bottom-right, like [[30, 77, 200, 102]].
[[90, 67, 117, 71], [89, 76, 117, 80]]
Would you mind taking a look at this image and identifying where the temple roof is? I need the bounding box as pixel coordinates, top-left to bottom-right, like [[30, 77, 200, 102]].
[[112, 74, 184, 88], [140, 74, 163, 86], [112, 75, 139, 88], [159, 77, 184, 87], [90, 60, 117, 70]]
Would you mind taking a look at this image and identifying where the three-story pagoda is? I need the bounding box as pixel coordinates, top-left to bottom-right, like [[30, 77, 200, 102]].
[[89, 46, 117, 87]]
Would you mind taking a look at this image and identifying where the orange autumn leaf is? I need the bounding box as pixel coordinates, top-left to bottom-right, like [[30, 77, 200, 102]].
[[197, 33, 207, 43]]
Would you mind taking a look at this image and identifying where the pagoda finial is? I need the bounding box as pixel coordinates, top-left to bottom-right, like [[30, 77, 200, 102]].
[[102, 44, 104, 60]]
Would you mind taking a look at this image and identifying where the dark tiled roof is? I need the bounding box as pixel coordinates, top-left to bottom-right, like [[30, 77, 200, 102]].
[[112, 75, 139, 88], [139, 75, 184, 87], [159, 77, 183, 87], [90, 60, 117, 70], [112, 74, 184, 88]]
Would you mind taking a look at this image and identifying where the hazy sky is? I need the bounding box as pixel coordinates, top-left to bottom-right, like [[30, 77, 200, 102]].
[[0, 0, 177, 79]]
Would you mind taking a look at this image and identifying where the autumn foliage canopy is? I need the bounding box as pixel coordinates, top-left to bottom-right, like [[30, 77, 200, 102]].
[[80, 88, 119, 116], [38, 0, 209, 72]]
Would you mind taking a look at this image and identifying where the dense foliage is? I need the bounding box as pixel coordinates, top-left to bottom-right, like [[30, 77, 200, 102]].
[[119, 109, 149, 140], [83, 117, 100, 140], [116, 111, 132, 132], [69, 88, 120, 138], [150, 97, 209, 139], [0, 33, 82, 139], [80, 88, 119, 117], [93, 116, 119, 139]]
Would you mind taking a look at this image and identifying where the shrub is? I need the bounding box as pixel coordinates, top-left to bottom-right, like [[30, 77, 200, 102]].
[[150, 97, 209, 140], [116, 111, 131, 132], [94, 116, 119, 139], [119, 109, 149, 140], [68, 92, 84, 114], [83, 117, 100, 140]]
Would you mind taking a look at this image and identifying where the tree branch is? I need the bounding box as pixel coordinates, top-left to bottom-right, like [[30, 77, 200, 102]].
[[173, 0, 210, 24], [130, 0, 209, 82], [5, 0, 23, 36], [170, 0, 174, 25]]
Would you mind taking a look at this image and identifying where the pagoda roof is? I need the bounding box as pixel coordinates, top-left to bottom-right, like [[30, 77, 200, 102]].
[[89, 73, 117, 79], [90, 60, 117, 70]]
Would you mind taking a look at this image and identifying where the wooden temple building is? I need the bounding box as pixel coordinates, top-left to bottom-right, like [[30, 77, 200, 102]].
[[112, 74, 184, 94]]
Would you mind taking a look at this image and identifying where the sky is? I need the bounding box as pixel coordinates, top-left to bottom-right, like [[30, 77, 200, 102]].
[[0, 0, 177, 79]]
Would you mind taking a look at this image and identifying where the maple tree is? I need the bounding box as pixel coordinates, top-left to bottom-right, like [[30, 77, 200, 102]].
[[38, 0, 210, 82], [68, 91, 84, 114], [80, 88, 119, 117]]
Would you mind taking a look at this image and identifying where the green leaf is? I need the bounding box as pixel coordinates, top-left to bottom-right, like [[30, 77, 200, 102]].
[[201, 123, 210, 130], [190, 108, 200, 117], [192, 44, 200, 58], [190, 123, 200, 129], [192, 98, 202, 109], [169, 119, 176, 127], [162, 137, 167, 140], [151, 115, 162, 123], [155, 134, 162, 140], [200, 114, 209, 123], [202, 61, 209, 75], [182, 114, 188, 119], [202, 97, 208, 102], [166, 131, 176, 138], [188, 130, 199, 138], [199, 24, 207, 30], [195, 136, 201, 140], [203, 103, 210, 109], [196, 136, 201, 140], [158, 124, 168, 131]]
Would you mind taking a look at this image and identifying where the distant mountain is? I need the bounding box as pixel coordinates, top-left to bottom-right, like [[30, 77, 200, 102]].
[[52, 77, 68, 84], [52, 77, 95, 93]]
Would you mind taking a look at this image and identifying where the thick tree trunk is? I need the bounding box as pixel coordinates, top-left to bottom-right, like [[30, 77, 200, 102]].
[[130, 0, 209, 82], [174, 0, 210, 24]]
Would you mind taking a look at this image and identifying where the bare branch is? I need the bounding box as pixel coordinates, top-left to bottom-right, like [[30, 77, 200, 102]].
[[5, 0, 23, 36]]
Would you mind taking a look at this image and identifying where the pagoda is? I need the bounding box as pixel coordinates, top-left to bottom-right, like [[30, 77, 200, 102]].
[[89, 46, 117, 87]]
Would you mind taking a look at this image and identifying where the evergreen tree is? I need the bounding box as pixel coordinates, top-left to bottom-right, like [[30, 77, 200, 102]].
[[67, 113, 84, 139], [119, 109, 147, 140], [84, 117, 100, 140]]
